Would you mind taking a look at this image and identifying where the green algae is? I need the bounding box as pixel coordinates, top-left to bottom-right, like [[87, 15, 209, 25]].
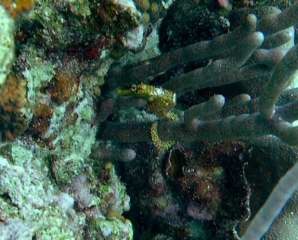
[[51, 97, 97, 185], [0, 5, 15, 86], [0, 0, 143, 239], [0, 140, 132, 239], [22, 47, 56, 105], [89, 218, 133, 240]]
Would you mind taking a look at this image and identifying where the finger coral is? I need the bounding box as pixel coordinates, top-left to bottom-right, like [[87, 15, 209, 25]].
[[100, 1, 298, 239]]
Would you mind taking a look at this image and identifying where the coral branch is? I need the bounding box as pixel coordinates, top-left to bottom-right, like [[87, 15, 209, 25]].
[[175, 113, 297, 145], [100, 122, 152, 143], [184, 94, 225, 124], [259, 44, 298, 118], [92, 144, 136, 162], [262, 30, 293, 49], [250, 48, 285, 67], [100, 100, 298, 146], [277, 100, 298, 123], [220, 87, 298, 116], [258, 2, 298, 35], [163, 32, 267, 96], [98, 97, 147, 122], [226, 32, 264, 66], [241, 162, 298, 240], [98, 2, 298, 239], [106, 14, 257, 89]]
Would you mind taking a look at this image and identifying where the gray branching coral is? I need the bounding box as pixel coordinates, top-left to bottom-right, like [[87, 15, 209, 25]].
[[100, 2, 298, 239], [241, 161, 298, 240], [102, 5, 298, 146]]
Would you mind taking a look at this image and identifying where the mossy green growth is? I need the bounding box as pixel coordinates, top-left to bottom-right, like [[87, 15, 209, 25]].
[[99, 0, 142, 36], [31, 206, 76, 240], [89, 218, 133, 240], [30, 0, 68, 48], [0, 143, 53, 210], [0, 5, 15, 86], [10, 144, 32, 165], [98, 163, 130, 214], [67, 0, 91, 17], [22, 46, 56, 105], [0, 197, 19, 220], [0, 155, 51, 210], [0, 142, 85, 239], [28, 0, 142, 50], [0, 138, 132, 239], [51, 97, 97, 185], [29, 0, 92, 49]]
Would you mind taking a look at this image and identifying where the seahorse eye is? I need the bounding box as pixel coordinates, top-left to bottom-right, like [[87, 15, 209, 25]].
[[131, 84, 137, 91]]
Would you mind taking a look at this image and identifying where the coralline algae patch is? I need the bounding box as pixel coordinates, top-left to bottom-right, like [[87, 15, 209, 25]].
[[0, 4, 14, 86], [0, 0, 143, 239], [0, 140, 133, 239], [0, 144, 106, 239], [0, 142, 84, 239], [13, 68, 132, 239]]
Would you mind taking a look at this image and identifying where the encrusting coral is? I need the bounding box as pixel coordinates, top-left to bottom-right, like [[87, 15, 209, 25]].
[[0, 0, 145, 239]]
